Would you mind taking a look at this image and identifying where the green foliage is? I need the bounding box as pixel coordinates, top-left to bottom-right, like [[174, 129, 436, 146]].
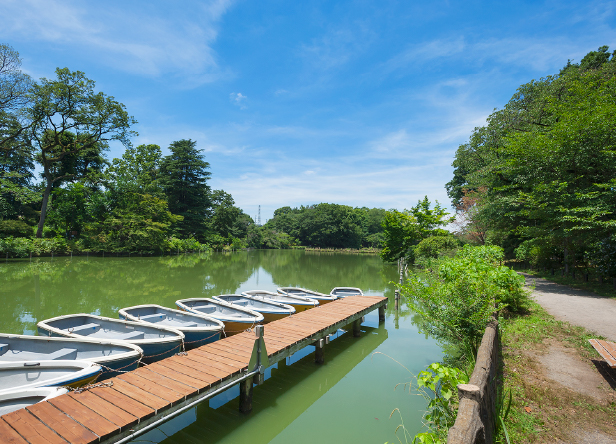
[[107, 144, 164, 201], [380, 209, 420, 262], [402, 245, 528, 349], [208, 190, 252, 239], [160, 139, 211, 239], [381, 197, 453, 263], [263, 203, 385, 249], [82, 193, 181, 253], [413, 363, 469, 443], [23, 68, 136, 238], [414, 235, 460, 260], [0, 219, 32, 237], [0, 236, 69, 257], [447, 46, 616, 271], [297, 203, 364, 248]]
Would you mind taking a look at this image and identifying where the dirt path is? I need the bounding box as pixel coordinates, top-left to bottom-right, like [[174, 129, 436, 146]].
[[523, 273, 616, 341], [513, 274, 616, 443]]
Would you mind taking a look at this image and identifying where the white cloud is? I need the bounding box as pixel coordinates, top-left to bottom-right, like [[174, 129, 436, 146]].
[[0, 0, 234, 85], [229, 92, 248, 109]]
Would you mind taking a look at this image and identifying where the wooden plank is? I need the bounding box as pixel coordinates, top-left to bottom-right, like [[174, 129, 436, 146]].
[[161, 355, 229, 380], [190, 347, 248, 367], [109, 378, 170, 411], [144, 363, 208, 389], [132, 368, 198, 397], [197, 344, 252, 362], [155, 358, 220, 384], [205, 341, 253, 358], [0, 418, 30, 444], [48, 395, 117, 441], [89, 387, 155, 420], [27, 401, 98, 444], [184, 351, 244, 373], [590, 339, 616, 368], [117, 373, 185, 404], [67, 391, 138, 431], [2, 409, 67, 444]]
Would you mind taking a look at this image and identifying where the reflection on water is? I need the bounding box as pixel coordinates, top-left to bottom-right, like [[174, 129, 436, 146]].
[[0, 250, 442, 443]]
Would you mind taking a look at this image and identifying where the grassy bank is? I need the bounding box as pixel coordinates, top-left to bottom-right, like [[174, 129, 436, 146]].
[[499, 300, 616, 442]]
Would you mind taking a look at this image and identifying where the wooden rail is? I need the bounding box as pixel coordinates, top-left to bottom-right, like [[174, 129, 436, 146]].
[[0, 296, 387, 444]]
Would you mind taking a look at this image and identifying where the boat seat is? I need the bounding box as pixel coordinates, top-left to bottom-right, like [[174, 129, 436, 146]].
[[48, 348, 78, 360], [2, 348, 77, 361], [139, 313, 166, 321], [65, 323, 100, 334], [176, 322, 198, 327], [0, 344, 8, 356], [115, 331, 145, 340]]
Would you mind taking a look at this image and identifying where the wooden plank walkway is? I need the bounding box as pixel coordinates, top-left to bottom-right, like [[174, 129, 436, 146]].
[[0, 295, 387, 444]]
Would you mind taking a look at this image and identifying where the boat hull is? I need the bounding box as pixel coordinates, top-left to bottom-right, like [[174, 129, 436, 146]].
[[96, 355, 141, 380], [286, 303, 314, 312], [221, 320, 255, 336], [183, 330, 221, 349], [262, 312, 291, 323], [63, 373, 99, 388], [139, 340, 184, 364]]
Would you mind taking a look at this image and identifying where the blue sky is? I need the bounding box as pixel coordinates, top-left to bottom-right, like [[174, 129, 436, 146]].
[[1, 0, 615, 221]]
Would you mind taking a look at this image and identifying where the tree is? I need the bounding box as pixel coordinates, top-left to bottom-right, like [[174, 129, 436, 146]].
[[447, 46, 616, 269], [0, 44, 32, 147], [297, 203, 364, 248], [160, 139, 211, 238], [380, 197, 453, 262], [0, 44, 37, 218], [208, 190, 248, 239], [107, 144, 164, 209], [380, 209, 421, 262], [23, 68, 135, 237]]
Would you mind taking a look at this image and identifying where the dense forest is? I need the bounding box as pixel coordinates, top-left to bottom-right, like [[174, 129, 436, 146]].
[[371, 46, 616, 280], [0, 44, 387, 256], [446, 46, 616, 276]]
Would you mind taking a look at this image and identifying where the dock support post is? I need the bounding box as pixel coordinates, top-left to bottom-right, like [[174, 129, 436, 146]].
[[352, 319, 361, 337], [239, 378, 253, 413], [378, 304, 386, 322], [394, 290, 400, 311], [253, 325, 266, 386], [315, 338, 324, 364]]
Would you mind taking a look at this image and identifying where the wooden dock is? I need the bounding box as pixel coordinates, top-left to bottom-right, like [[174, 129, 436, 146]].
[[0, 295, 387, 444]]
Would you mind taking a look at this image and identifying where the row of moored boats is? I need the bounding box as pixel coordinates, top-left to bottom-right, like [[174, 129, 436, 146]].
[[0, 286, 363, 416]]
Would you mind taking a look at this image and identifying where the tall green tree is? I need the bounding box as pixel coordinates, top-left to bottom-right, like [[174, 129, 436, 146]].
[[160, 139, 211, 239], [22, 68, 135, 238]]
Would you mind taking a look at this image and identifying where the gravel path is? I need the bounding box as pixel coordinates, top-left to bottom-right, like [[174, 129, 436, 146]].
[[523, 273, 616, 341]]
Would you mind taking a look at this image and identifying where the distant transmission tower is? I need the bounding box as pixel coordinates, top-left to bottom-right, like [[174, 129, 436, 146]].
[[257, 205, 261, 226]]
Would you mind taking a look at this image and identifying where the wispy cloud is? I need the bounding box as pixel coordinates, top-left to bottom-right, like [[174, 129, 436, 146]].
[[229, 92, 248, 109], [0, 0, 234, 85]]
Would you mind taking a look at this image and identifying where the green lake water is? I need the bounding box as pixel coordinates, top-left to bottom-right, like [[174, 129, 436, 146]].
[[0, 249, 443, 443]]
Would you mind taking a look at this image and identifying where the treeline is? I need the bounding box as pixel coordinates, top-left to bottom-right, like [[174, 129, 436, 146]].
[[446, 46, 616, 278], [0, 44, 388, 255], [247, 204, 386, 249]]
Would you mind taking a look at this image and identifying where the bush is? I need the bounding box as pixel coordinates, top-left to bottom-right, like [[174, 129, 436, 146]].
[[0, 236, 69, 257], [401, 245, 528, 351], [414, 235, 460, 259], [0, 220, 32, 238]]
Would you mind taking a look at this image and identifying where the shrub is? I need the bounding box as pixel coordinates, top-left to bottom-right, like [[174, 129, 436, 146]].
[[401, 245, 528, 351], [0, 220, 32, 238]]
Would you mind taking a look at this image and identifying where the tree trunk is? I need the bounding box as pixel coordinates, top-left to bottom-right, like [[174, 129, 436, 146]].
[[36, 176, 53, 238]]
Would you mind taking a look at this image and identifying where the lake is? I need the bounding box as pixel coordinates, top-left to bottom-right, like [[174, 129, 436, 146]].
[[0, 249, 443, 443]]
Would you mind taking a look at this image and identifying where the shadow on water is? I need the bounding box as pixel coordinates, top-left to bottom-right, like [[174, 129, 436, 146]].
[[139, 323, 388, 444]]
